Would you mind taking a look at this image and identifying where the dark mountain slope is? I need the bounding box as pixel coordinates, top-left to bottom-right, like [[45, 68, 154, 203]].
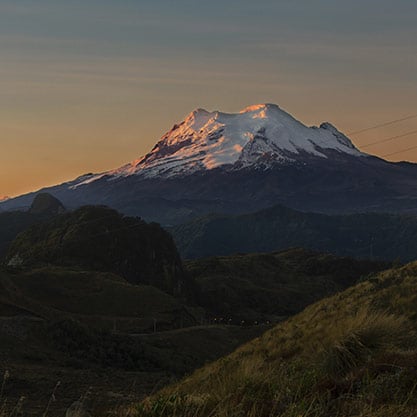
[[171, 204, 417, 260], [3, 104, 417, 225], [186, 248, 389, 322], [0, 265, 265, 415], [0, 267, 192, 333], [28, 192, 65, 215], [3, 155, 417, 225], [138, 260, 417, 417], [0, 193, 66, 259]]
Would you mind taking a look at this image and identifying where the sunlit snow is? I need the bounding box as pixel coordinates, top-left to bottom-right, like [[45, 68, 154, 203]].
[[72, 104, 364, 188]]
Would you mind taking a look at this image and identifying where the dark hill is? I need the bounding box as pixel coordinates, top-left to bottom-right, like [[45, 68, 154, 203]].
[[0, 266, 193, 333], [0, 245, 391, 415], [187, 248, 389, 322], [5, 205, 186, 296], [29, 192, 66, 215], [0, 193, 65, 260], [0, 265, 265, 414], [138, 260, 417, 417], [171, 204, 417, 261]]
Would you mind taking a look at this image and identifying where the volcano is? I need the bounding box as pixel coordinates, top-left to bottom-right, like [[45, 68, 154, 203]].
[[3, 104, 417, 224]]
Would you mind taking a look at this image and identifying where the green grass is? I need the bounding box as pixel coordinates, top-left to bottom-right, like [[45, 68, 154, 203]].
[[131, 261, 417, 417]]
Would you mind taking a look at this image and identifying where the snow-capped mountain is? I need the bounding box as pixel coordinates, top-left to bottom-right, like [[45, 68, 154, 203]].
[[3, 103, 417, 225], [73, 103, 364, 187]]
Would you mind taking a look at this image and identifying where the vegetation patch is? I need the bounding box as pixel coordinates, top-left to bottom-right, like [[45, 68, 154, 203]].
[[133, 262, 417, 417]]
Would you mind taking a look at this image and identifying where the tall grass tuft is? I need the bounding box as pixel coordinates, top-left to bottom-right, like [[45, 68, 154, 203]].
[[323, 310, 411, 377]]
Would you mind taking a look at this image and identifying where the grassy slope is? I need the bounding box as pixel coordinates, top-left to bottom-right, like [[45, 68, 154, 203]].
[[135, 262, 417, 417], [134, 325, 267, 376]]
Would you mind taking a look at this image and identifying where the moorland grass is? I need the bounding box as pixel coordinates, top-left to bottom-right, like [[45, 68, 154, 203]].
[[130, 262, 417, 417]]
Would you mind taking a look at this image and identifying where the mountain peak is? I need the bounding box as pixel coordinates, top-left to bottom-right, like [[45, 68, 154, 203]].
[[319, 122, 356, 149], [72, 104, 365, 187], [190, 107, 210, 116], [240, 103, 280, 113], [185, 107, 212, 121], [182, 107, 215, 132]]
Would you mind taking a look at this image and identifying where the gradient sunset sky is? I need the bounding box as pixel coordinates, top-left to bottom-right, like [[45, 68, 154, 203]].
[[1, 0, 416, 197]]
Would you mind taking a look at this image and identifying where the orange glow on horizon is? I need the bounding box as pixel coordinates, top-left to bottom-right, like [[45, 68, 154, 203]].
[[2, 100, 417, 198], [1, 1, 416, 198]]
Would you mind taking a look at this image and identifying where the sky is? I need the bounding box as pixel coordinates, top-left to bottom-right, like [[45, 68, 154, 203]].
[[1, 0, 416, 197]]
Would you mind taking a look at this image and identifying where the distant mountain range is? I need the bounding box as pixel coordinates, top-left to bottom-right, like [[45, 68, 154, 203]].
[[3, 103, 417, 224], [2, 195, 388, 324], [170, 204, 417, 261]]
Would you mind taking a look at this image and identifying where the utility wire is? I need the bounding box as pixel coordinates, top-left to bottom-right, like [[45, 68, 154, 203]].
[[382, 144, 417, 158], [360, 129, 417, 149], [2, 112, 417, 217], [343, 114, 417, 157], [312, 112, 417, 152], [348, 113, 417, 136]]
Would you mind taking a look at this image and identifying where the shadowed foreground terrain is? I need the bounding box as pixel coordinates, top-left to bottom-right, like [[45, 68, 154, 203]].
[[0, 200, 397, 416], [0, 265, 267, 416], [0, 193, 65, 260], [0, 252, 388, 416], [186, 249, 389, 323], [133, 261, 417, 417]]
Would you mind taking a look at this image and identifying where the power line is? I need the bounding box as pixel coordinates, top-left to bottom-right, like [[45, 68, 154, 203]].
[[381, 144, 417, 158], [348, 113, 417, 136], [360, 129, 417, 149], [313, 112, 417, 152]]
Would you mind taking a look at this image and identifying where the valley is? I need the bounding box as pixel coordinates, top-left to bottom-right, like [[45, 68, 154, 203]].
[[0, 195, 395, 415]]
